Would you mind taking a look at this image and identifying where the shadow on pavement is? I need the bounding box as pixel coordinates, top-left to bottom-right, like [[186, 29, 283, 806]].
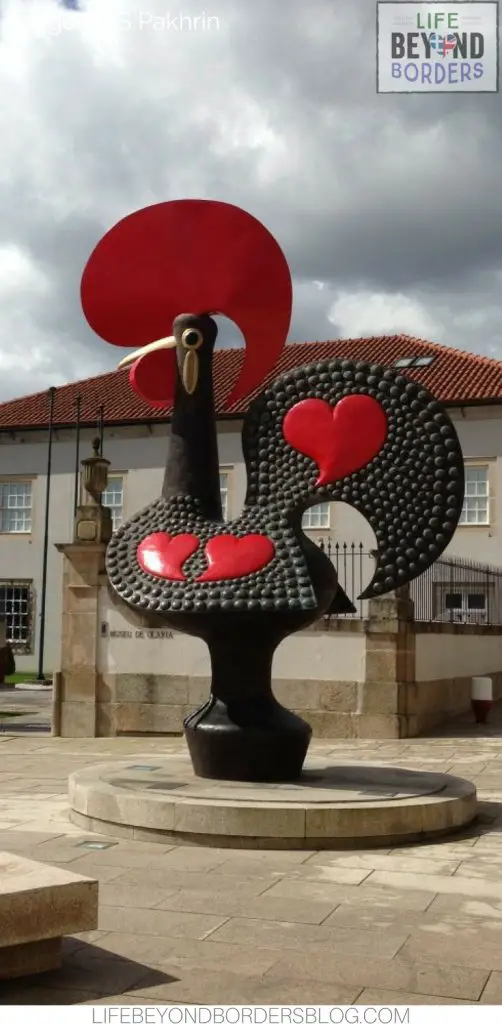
[[0, 939, 178, 1004]]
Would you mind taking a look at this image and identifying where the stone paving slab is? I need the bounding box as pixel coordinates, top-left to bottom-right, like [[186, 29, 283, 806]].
[[354, 989, 471, 1005], [480, 972, 502, 1002], [0, 708, 500, 1003], [264, 951, 489, 1001]]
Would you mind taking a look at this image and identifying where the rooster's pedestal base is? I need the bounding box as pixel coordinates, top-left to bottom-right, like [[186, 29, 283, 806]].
[[68, 758, 477, 849], [184, 696, 311, 783]]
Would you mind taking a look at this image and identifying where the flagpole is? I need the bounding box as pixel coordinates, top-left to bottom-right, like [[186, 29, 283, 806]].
[[36, 386, 56, 683], [98, 404, 104, 455], [73, 394, 82, 517]]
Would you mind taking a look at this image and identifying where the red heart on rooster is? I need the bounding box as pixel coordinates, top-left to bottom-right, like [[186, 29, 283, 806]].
[[282, 395, 388, 485], [137, 532, 199, 580], [196, 534, 275, 582]]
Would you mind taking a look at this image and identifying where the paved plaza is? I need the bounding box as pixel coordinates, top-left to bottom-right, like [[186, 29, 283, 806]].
[[0, 702, 502, 1005]]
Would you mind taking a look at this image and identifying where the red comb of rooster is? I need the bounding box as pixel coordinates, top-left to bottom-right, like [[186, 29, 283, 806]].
[[80, 199, 292, 408]]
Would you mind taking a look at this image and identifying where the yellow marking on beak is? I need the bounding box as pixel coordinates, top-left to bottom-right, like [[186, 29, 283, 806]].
[[182, 349, 199, 394], [117, 335, 176, 369]]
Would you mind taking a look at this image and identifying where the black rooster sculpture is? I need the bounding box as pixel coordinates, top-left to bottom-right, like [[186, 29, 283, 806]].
[[81, 200, 464, 783]]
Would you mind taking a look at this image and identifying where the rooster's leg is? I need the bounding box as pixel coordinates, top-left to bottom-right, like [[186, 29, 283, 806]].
[[184, 619, 312, 783]]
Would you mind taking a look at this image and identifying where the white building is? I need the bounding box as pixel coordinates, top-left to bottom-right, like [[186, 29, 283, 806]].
[[1, 333, 502, 674]]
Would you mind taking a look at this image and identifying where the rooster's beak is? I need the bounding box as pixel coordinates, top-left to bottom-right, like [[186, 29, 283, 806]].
[[117, 335, 177, 370]]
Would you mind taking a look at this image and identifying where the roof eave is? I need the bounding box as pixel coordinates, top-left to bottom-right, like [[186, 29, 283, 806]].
[[1, 397, 502, 434], [0, 410, 247, 433]]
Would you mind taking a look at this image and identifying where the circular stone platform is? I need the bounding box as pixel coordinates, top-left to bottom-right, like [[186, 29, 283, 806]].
[[68, 756, 477, 849]]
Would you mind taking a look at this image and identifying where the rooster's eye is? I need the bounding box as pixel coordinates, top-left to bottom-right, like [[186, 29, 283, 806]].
[[181, 328, 203, 350]]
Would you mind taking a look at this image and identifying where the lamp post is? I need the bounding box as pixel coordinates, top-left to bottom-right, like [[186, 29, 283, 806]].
[[37, 386, 57, 683], [73, 394, 82, 518], [97, 404, 104, 456]]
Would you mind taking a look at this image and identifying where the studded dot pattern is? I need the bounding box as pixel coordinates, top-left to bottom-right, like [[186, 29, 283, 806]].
[[107, 496, 314, 614], [106, 357, 464, 613]]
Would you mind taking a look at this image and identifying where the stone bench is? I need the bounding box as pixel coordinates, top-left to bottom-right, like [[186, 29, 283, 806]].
[[0, 852, 98, 979]]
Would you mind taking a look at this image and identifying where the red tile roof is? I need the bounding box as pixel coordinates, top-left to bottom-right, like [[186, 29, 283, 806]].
[[1, 335, 501, 430]]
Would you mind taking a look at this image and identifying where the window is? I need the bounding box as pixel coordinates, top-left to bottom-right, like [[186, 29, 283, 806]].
[[102, 476, 124, 531], [219, 471, 230, 520], [302, 503, 331, 529], [393, 357, 414, 368], [0, 481, 32, 533], [459, 465, 489, 525], [0, 580, 33, 652], [442, 589, 487, 622]]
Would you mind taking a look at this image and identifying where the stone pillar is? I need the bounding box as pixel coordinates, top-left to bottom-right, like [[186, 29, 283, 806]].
[[53, 437, 112, 737], [359, 586, 417, 738], [53, 543, 108, 737]]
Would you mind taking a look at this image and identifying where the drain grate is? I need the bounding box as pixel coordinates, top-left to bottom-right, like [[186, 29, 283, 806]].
[[76, 840, 118, 850], [147, 782, 186, 791]]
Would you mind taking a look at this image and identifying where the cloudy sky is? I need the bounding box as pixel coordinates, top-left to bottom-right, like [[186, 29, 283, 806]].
[[0, 0, 500, 401]]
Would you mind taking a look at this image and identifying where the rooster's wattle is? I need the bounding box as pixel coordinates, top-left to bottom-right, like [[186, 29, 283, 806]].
[[81, 200, 464, 783]]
